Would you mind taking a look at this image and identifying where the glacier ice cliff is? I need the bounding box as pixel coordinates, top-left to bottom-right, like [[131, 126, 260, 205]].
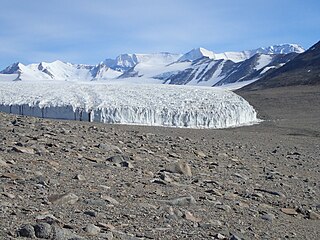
[[0, 81, 258, 129]]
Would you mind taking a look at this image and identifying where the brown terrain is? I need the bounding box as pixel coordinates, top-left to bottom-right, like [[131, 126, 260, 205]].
[[0, 85, 319, 239]]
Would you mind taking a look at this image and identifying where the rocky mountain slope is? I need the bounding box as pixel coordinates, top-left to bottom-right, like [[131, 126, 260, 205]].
[[239, 41, 320, 90]]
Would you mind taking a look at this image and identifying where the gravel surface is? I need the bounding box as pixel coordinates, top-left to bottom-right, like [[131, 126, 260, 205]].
[[0, 85, 319, 239]]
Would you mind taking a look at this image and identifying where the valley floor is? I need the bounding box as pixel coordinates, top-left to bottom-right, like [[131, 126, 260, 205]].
[[0, 85, 319, 239]]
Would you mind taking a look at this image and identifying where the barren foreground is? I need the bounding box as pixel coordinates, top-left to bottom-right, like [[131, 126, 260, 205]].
[[0, 86, 319, 239]]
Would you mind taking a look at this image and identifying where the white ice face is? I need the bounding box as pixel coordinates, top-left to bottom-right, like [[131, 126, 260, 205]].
[[0, 81, 259, 129]]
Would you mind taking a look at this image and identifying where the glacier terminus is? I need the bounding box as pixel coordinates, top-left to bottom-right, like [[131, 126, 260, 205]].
[[0, 81, 258, 129]]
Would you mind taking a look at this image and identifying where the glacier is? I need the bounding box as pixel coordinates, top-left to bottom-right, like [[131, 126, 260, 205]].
[[0, 81, 258, 129]]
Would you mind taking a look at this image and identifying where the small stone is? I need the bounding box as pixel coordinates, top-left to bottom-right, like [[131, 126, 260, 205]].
[[217, 152, 228, 158], [84, 224, 100, 236], [48, 193, 79, 205], [261, 213, 275, 221], [168, 152, 180, 158], [12, 146, 35, 154], [205, 189, 223, 196], [84, 156, 103, 163], [17, 224, 36, 238], [0, 159, 9, 167], [166, 160, 192, 177], [230, 233, 242, 240], [96, 222, 115, 231], [101, 195, 119, 205], [159, 172, 174, 183], [36, 214, 61, 224], [0, 201, 12, 207], [214, 233, 227, 239], [84, 210, 98, 217], [216, 204, 232, 212], [34, 223, 52, 238], [107, 155, 130, 164], [150, 178, 167, 185], [97, 143, 121, 152], [120, 161, 134, 168], [74, 174, 86, 181], [281, 208, 298, 216], [52, 225, 84, 239], [232, 173, 249, 180], [194, 150, 206, 158], [1, 173, 20, 180], [84, 199, 106, 206], [307, 211, 320, 220], [165, 195, 196, 206], [183, 211, 201, 222], [2, 192, 15, 199], [101, 231, 114, 240]]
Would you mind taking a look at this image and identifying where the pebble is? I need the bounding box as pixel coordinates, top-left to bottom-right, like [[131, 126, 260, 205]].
[[183, 211, 201, 222], [12, 146, 35, 154], [0, 159, 9, 167], [166, 160, 192, 177], [194, 150, 206, 158], [214, 233, 227, 239], [96, 143, 121, 152], [164, 195, 196, 206], [307, 210, 320, 220], [74, 174, 86, 181], [232, 173, 249, 180], [107, 155, 130, 164], [2, 192, 15, 199], [261, 213, 275, 221], [52, 225, 84, 239], [48, 193, 79, 205], [34, 223, 52, 238], [16, 224, 36, 238], [230, 233, 242, 240], [281, 208, 298, 216], [84, 210, 98, 217], [101, 195, 120, 205], [36, 214, 61, 224], [120, 161, 134, 168], [205, 189, 223, 196], [84, 224, 101, 236]]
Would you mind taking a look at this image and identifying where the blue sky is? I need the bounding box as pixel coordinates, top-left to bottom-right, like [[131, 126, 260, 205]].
[[0, 0, 319, 69]]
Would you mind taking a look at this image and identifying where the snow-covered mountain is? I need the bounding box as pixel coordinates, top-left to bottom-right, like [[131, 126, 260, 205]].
[[241, 41, 320, 90], [156, 52, 298, 87], [104, 52, 182, 72], [115, 44, 301, 88], [0, 60, 122, 81], [0, 43, 305, 87], [178, 44, 304, 63]]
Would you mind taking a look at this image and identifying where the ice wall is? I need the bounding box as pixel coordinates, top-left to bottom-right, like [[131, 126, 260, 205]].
[[0, 81, 258, 129]]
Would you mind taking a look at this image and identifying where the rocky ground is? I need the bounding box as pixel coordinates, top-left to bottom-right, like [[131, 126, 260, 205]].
[[0, 85, 319, 240]]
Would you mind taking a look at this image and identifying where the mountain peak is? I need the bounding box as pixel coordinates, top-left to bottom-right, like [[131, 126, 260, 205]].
[[0, 62, 25, 74], [178, 47, 215, 62], [253, 43, 305, 55]]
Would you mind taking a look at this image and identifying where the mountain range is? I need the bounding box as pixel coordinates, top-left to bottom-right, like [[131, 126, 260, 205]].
[[240, 41, 320, 90], [0, 43, 310, 88]]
